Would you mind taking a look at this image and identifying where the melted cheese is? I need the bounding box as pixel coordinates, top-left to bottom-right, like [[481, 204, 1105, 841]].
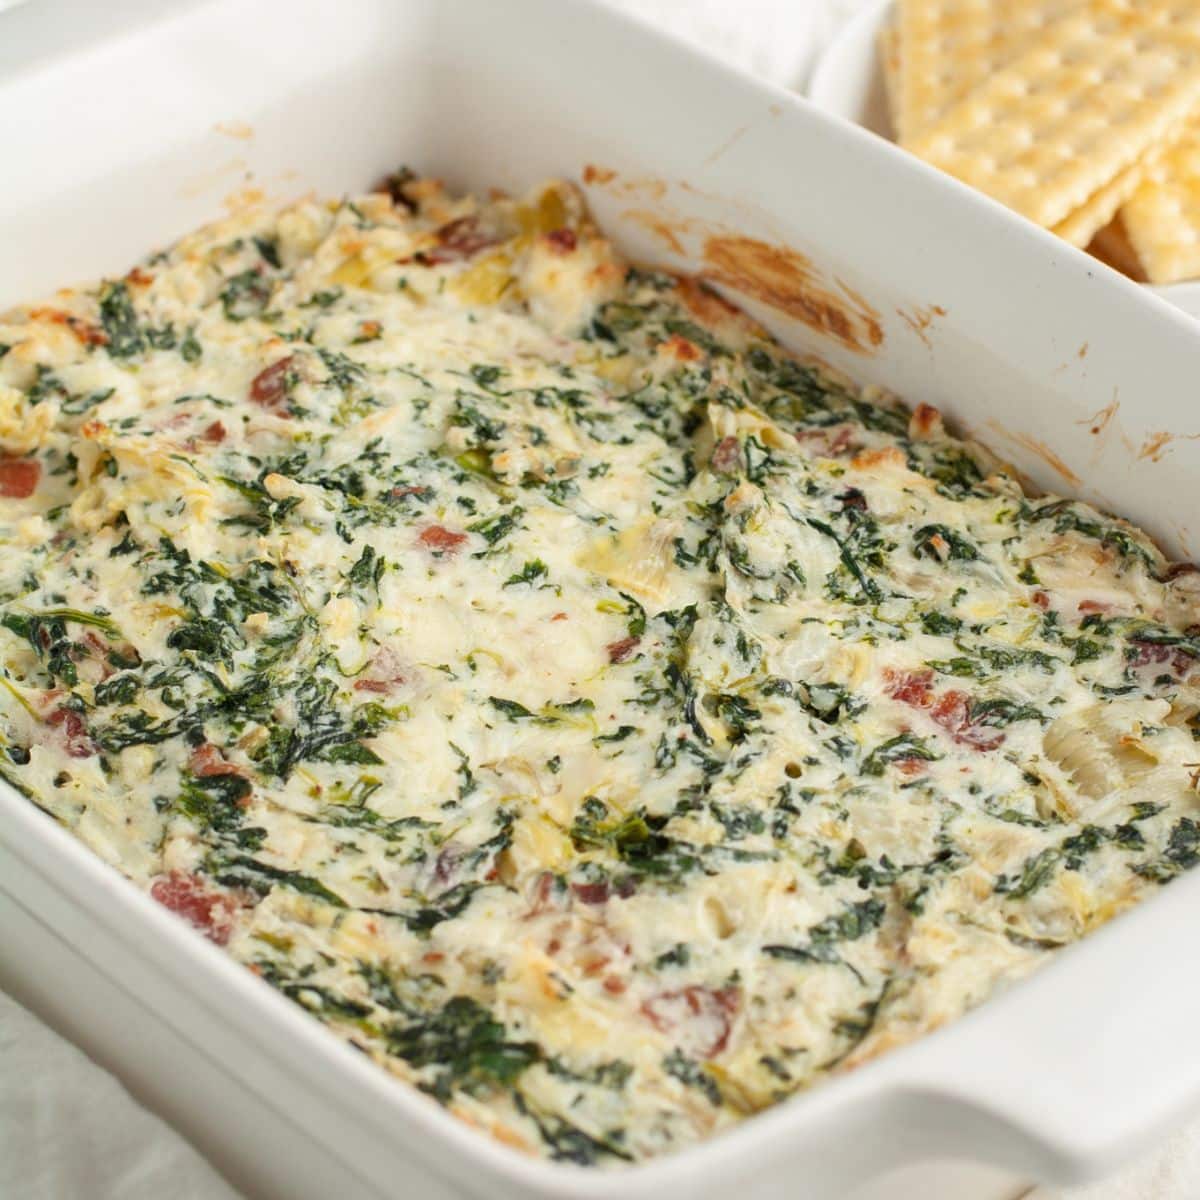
[[1, 176, 1199, 1165]]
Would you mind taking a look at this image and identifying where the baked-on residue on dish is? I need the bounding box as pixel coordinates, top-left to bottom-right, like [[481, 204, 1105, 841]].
[[1, 173, 1198, 1163]]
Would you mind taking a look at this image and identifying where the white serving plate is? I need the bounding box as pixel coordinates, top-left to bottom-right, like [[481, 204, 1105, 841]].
[[807, 0, 1200, 320], [3, 2, 1200, 1198]]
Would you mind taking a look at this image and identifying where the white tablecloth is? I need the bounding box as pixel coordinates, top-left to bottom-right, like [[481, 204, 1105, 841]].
[[2, 2, 1196, 1198], [0, 992, 239, 1200]]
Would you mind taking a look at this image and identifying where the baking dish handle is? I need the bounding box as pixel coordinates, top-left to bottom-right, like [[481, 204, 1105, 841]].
[[893, 869, 1200, 1185]]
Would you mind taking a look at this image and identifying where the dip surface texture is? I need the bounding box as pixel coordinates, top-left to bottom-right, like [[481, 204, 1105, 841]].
[[2, 177, 1198, 1163]]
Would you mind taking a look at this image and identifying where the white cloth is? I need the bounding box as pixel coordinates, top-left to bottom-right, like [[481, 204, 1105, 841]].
[[1, 2, 1196, 1198], [602, 0, 862, 89], [1036, 1132, 1200, 1200], [0, 992, 239, 1200]]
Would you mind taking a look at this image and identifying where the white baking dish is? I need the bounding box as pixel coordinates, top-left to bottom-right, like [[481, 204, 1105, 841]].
[[3, 2, 1200, 1198]]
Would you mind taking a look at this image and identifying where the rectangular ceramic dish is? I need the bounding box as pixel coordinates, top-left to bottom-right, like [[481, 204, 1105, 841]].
[[3, 2, 1200, 1198]]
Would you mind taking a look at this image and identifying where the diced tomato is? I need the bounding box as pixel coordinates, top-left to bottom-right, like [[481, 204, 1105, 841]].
[[1031, 590, 1050, 610], [388, 485, 428, 501], [884, 668, 935, 708], [189, 742, 249, 782], [886, 670, 1004, 750], [417, 524, 468, 554], [126, 267, 155, 287], [606, 635, 641, 664], [45, 706, 96, 758], [929, 689, 969, 728], [894, 757, 929, 776], [1130, 641, 1173, 667], [150, 871, 240, 946], [0, 458, 40, 498], [408, 216, 498, 265], [603, 975, 627, 995], [642, 985, 740, 1058], [200, 421, 227, 444], [930, 689, 1005, 751], [353, 646, 409, 693], [829, 427, 855, 455], [572, 880, 611, 905], [248, 356, 295, 414], [796, 425, 855, 457], [543, 228, 577, 254], [75, 631, 113, 681], [81, 631, 108, 657], [1130, 639, 1195, 676], [710, 436, 741, 474]]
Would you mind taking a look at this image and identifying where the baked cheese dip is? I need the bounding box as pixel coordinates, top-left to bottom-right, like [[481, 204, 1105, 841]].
[[2, 173, 1199, 1164]]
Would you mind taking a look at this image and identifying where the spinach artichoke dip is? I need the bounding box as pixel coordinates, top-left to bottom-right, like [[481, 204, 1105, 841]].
[[2, 173, 1199, 1165]]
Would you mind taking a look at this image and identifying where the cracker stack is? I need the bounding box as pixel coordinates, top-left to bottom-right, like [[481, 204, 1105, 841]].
[[884, 0, 1200, 283]]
